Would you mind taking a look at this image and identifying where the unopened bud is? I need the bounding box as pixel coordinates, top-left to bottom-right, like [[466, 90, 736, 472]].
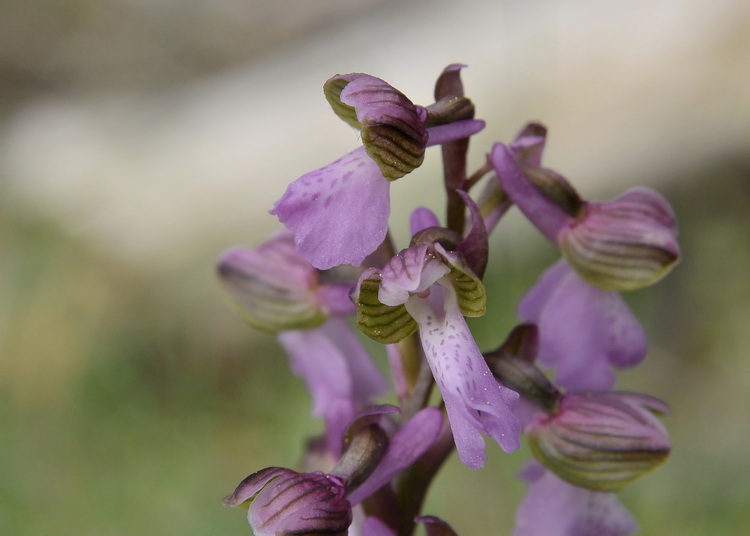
[[330, 423, 389, 493], [223, 467, 352, 536], [425, 96, 476, 126], [559, 187, 680, 291], [217, 238, 327, 332], [526, 391, 671, 492]]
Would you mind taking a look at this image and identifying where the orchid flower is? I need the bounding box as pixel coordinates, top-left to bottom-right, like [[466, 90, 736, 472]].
[[217, 230, 355, 332], [224, 407, 443, 536], [218, 231, 387, 454], [486, 326, 671, 491], [354, 242, 520, 469], [490, 124, 680, 390], [271, 72, 485, 270]]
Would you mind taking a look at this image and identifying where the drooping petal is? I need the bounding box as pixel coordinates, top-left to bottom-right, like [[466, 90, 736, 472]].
[[491, 142, 572, 243], [405, 282, 520, 468], [271, 146, 390, 270], [278, 317, 387, 455], [347, 407, 444, 505], [514, 461, 638, 536], [519, 259, 647, 391]]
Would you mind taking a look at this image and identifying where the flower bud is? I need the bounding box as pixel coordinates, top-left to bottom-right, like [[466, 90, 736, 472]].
[[526, 391, 671, 492], [559, 187, 680, 291], [223, 467, 352, 536], [217, 234, 326, 332], [330, 423, 389, 493], [425, 96, 476, 126]]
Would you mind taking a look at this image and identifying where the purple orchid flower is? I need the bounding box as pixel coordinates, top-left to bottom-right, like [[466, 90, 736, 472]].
[[354, 243, 521, 469], [217, 230, 355, 332], [224, 467, 352, 536], [271, 73, 485, 270], [490, 126, 680, 292], [514, 461, 638, 536], [490, 125, 680, 390], [224, 407, 443, 536], [217, 231, 387, 454]]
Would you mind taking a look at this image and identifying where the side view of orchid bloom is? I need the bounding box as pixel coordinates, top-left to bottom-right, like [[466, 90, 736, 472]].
[[217, 64, 680, 536]]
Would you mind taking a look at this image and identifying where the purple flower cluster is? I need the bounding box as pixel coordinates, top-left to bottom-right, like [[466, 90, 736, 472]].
[[217, 65, 679, 535]]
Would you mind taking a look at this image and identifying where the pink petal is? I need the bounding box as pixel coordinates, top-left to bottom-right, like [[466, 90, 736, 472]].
[[491, 142, 571, 243], [279, 318, 387, 455], [271, 147, 390, 270], [514, 461, 638, 536], [347, 407, 443, 505], [406, 283, 520, 469], [519, 260, 647, 391]]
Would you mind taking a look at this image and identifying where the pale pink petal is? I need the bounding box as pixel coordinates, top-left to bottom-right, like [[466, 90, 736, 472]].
[[491, 142, 571, 243], [347, 407, 443, 505], [514, 461, 638, 536], [406, 283, 520, 469], [378, 244, 451, 307], [519, 260, 647, 391], [271, 147, 390, 270], [279, 318, 387, 454]]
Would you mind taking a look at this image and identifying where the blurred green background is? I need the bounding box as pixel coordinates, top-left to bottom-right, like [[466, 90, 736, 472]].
[[1, 1, 749, 535]]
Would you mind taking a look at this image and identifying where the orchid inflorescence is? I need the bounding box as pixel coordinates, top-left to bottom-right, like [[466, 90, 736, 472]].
[[217, 64, 680, 536]]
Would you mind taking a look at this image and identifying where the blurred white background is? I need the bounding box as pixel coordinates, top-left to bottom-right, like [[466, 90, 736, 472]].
[[2, 0, 747, 271]]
